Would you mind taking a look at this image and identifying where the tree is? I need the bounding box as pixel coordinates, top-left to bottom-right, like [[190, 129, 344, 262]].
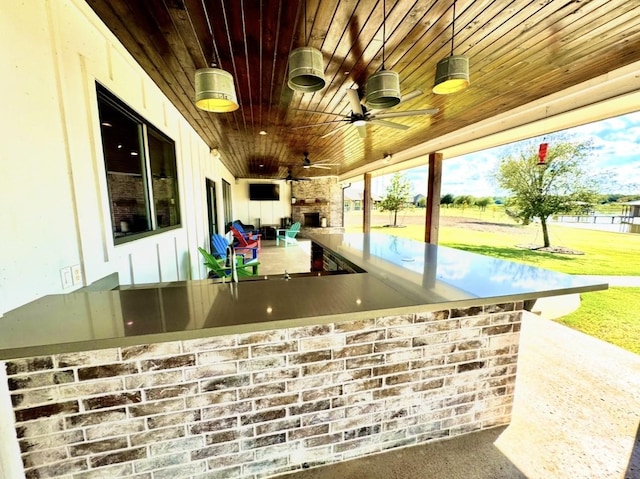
[[495, 138, 597, 247], [379, 172, 411, 226], [440, 193, 455, 207], [475, 197, 493, 211], [454, 194, 475, 210]]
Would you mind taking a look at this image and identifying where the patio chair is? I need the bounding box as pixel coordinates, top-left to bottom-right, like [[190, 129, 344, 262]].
[[232, 221, 261, 250], [212, 233, 259, 262], [198, 247, 259, 278], [232, 220, 260, 236], [276, 222, 301, 247], [231, 226, 261, 255]]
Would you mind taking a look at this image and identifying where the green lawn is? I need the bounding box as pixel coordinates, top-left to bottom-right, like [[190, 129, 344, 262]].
[[345, 208, 640, 354], [557, 288, 640, 355]]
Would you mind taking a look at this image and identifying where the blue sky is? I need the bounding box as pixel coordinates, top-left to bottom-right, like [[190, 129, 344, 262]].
[[369, 111, 640, 197]]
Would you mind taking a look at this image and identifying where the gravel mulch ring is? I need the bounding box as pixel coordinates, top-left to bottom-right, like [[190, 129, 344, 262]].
[[516, 244, 584, 255]]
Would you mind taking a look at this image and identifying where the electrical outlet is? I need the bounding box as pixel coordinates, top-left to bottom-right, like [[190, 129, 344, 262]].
[[60, 267, 73, 289], [71, 264, 83, 286]]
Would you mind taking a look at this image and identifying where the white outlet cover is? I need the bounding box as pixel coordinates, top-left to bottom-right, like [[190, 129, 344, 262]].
[[71, 264, 82, 286], [60, 267, 73, 289]]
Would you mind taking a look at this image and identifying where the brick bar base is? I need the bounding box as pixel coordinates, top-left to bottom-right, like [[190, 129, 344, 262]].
[[3, 303, 522, 478]]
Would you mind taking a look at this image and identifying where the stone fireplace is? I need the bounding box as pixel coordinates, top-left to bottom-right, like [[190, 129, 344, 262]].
[[303, 212, 320, 227], [291, 177, 343, 229]]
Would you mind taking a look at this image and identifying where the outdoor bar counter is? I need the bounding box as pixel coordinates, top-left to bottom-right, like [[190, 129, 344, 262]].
[[0, 233, 607, 478]]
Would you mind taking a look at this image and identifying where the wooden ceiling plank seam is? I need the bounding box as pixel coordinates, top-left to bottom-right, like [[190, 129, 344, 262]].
[[271, 1, 300, 129], [470, 0, 610, 73], [379, 0, 441, 76], [471, 4, 640, 93], [395, 0, 518, 90], [239, 0, 256, 134], [180, 0, 212, 67], [216, 0, 244, 135], [162, 0, 207, 69], [550, 2, 640, 57]]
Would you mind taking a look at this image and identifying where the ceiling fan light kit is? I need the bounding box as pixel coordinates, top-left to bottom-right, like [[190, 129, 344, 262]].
[[433, 0, 469, 95], [288, 47, 326, 93], [365, 70, 402, 108], [433, 55, 470, 94]]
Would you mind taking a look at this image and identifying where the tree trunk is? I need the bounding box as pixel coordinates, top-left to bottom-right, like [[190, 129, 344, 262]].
[[393, 209, 398, 226], [541, 217, 550, 247]]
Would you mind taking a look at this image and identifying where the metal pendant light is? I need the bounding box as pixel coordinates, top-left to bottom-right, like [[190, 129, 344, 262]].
[[433, 0, 470, 95], [194, 1, 239, 112], [366, 0, 401, 108], [195, 66, 239, 112], [288, 0, 325, 93]]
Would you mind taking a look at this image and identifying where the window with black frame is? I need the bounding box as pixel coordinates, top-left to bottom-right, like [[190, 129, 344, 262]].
[[97, 84, 180, 243], [222, 179, 232, 231]]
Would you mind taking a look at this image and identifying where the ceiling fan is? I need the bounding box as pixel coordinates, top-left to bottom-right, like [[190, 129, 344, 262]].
[[301, 151, 332, 170], [293, 88, 438, 139], [282, 168, 310, 182]]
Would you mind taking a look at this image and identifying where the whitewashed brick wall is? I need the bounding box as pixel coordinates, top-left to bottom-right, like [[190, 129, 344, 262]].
[[4, 303, 521, 478]]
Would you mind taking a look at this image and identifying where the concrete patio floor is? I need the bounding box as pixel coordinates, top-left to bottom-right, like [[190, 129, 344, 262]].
[[256, 239, 640, 479]]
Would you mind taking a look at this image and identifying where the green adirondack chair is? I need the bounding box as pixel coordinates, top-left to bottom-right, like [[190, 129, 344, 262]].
[[276, 222, 301, 247], [198, 247, 259, 278]]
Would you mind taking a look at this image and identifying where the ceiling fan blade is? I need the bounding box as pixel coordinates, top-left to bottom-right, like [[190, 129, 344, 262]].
[[369, 119, 410, 130], [357, 124, 367, 138], [372, 108, 439, 120], [346, 89, 364, 116], [306, 164, 332, 169], [321, 122, 352, 139], [399, 89, 423, 104], [291, 120, 345, 130]]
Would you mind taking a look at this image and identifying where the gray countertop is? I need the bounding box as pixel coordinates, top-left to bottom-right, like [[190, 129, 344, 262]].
[[0, 233, 607, 359]]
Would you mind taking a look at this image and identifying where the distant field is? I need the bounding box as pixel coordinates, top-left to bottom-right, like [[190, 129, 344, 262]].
[[344, 207, 640, 354]]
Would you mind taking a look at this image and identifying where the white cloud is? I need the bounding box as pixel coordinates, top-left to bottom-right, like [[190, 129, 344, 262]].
[[357, 111, 640, 197]]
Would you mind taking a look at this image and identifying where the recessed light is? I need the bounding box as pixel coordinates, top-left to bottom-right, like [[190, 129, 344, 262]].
[[101, 121, 113, 127], [266, 307, 273, 314], [130, 151, 138, 156], [259, 130, 267, 135]]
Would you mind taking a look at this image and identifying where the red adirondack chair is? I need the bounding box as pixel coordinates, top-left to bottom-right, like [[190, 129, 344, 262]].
[[231, 226, 260, 253]]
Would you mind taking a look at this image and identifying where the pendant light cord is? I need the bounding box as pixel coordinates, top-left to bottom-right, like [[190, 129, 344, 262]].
[[201, 0, 218, 67], [450, 0, 456, 57], [304, 0, 308, 44], [382, 0, 386, 70]]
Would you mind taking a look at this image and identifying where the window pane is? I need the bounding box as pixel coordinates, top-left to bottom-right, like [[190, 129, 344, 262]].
[[98, 100, 151, 237], [222, 180, 232, 230], [148, 128, 180, 229]]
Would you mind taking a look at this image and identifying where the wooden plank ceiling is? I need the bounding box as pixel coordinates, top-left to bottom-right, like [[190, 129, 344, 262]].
[[86, 0, 640, 180]]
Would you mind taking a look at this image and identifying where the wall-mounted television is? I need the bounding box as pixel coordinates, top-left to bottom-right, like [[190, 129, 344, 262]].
[[249, 183, 280, 201]]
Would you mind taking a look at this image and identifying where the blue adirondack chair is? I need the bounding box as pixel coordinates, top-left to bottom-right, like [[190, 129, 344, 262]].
[[212, 233, 259, 263], [276, 222, 301, 247]]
